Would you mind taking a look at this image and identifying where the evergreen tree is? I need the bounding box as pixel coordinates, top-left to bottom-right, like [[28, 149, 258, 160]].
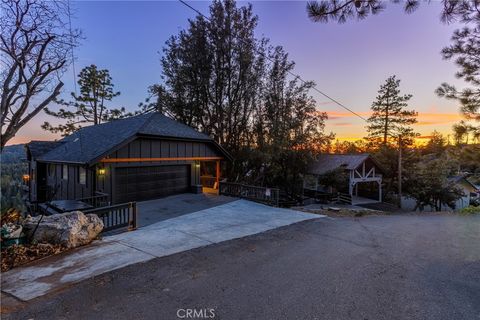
[[155, 0, 333, 192], [366, 76, 417, 145], [436, 26, 480, 141], [42, 65, 127, 136]]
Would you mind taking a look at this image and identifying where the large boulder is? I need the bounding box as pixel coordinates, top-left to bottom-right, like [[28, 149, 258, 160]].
[[24, 211, 104, 248]]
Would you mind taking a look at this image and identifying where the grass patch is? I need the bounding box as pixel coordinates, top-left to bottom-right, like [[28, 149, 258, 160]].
[[459, 206, 480, 215]]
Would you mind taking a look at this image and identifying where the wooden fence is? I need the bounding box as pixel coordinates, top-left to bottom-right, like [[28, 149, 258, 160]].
[[85, 202, 137, 232], [332, 192, 352, 205], [219, 182, 279, 206]]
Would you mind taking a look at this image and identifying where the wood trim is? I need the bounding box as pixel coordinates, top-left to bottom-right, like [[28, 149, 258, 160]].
[[100, 156, 224, 163]]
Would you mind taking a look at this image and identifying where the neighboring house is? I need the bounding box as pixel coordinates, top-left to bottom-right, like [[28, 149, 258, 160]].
[[25, 112, 232, 205], [401, 175, 479, 212], [305, 153, 384, 202]]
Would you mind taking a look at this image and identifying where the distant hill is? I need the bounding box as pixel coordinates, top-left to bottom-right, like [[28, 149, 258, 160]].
[[1, 144, 26, 164]]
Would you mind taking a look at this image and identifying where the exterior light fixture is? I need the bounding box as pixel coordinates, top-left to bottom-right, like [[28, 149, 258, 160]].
[[22, 174, 30, 182], [98, 168, 106, 175], [195, 161, 200, 168]]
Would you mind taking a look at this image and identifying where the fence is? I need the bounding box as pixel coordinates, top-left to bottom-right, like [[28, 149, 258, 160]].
[[85, 202, 137, 232], [332, 192, 352, 205], [219, 182, 279, 206]]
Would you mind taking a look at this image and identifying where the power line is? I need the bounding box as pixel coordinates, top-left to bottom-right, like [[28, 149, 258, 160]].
[[178, 0, 367, 122], [67, 0, 77, 94]]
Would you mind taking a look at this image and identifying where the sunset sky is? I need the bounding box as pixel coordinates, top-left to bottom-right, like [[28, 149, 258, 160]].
[[8, 0, 468, 145]]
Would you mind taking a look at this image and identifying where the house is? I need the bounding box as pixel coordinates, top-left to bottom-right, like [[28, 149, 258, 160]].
[[401, 175, 479, 212], [25, 112, 232, 205], [304, 153, 384, 202]]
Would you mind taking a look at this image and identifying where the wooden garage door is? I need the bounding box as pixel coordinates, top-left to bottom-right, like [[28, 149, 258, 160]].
[[114, 165, 190, 203]]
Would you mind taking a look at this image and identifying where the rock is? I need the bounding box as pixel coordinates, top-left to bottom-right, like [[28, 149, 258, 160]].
[[23, 211, 103, 248]]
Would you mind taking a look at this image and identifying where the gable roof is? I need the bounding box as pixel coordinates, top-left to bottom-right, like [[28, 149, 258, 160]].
[[35, 112, 229, 165], [449, 175, 479, 191], [308, 153, 381, 175]]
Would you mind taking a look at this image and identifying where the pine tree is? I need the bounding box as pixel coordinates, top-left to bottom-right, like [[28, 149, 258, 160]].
[[366, 76, 417, 145], [436, 26, 480, 142], [42, 65, 127, 136]]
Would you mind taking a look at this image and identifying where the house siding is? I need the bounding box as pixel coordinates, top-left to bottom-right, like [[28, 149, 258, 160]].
[[96, 137, 223, 204], [42, 163, 94, 201]]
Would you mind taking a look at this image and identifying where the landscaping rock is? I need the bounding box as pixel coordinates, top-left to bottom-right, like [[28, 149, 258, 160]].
[[24, 211, 103, 248]]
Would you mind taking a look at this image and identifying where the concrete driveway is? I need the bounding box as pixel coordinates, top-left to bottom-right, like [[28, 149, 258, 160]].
[[137, 193, 236, 227], [1, 199, 320, 302]]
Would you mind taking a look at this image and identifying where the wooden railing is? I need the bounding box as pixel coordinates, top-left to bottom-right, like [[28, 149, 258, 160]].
[[76, 192, 109, 208], [84, 202, 137, 232], [332, 192, 352, 205], [219, 182, 279, 207]]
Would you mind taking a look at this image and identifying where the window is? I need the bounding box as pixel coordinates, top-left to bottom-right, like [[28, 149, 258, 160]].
[[62, 165, 68, 180], [79, 167, 86, 185], [48, 164, 55, 177]]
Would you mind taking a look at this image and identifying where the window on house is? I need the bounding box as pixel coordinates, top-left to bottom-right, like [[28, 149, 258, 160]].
[[79, 167, 86, 185], [48, 164, 54, 176], [62, 165, 68, 180]]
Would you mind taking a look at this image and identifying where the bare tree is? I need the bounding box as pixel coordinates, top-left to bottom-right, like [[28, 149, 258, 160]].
[[0, 0, 81, 149]]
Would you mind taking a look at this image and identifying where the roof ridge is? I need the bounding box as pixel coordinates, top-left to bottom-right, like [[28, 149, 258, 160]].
[[137, 112, 158, 133]]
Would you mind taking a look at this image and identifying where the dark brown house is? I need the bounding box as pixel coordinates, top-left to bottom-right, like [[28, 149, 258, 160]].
[[26, 112, 231, 205]]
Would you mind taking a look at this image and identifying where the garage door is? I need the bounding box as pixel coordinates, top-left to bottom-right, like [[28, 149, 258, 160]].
[[114, 165, 191, 203]]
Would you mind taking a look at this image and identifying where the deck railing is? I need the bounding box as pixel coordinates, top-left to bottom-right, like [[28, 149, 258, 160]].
[[84, 202, 137, 232], [219, 182, 279, 207], [76, 192, 109, 208]]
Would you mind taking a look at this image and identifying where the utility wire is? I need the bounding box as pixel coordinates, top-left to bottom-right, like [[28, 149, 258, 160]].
[[67, 0, 77, 94], [178, 0, 367, 122]]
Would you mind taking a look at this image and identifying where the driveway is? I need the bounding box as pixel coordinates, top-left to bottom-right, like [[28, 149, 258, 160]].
[[137, 193, 237, 227], [1, 199, 319, 302], [3, 214, 480, 320]]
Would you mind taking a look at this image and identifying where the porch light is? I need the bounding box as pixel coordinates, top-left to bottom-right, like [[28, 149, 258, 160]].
[[22, 174, 30, 182], [98, 168, 106, 175], [195, 162, 200, 168]]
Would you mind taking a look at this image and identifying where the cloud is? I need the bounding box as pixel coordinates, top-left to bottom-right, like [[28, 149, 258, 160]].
[[333, 122, 354, 127]]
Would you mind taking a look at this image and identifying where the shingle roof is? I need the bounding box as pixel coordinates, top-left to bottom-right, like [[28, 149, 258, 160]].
[[27, 141, 65, 159], [37, 112, 216, 164], [308, 154, 372, 175]]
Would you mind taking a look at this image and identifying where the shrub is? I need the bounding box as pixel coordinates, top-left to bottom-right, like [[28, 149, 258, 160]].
[[460, 206, 480, 215]]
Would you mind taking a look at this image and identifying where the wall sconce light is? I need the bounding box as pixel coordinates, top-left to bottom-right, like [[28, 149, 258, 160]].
[[22, 174, 30, 183], [98, 168, 106, 175], [195, 161, 200, 168]]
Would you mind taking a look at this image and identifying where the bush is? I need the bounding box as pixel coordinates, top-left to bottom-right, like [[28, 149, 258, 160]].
[[460, 206, 480, 215]]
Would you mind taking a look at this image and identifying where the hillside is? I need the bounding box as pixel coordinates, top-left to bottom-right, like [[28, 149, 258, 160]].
[[0, 144, 26, 164]]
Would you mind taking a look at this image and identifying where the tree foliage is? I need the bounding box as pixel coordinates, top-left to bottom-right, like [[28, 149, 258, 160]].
[[0, 0, 81, 149], [42, 65, 127, 136], [317, 167, 349, 193], [404, 158, 465, 211], [153, 0, 333, 193], [306, 0, 480, 24], [436, 25, 480, 143], [366, 76, 417, 145]]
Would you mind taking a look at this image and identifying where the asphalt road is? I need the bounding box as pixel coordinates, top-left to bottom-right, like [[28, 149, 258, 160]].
[[4, 214, 480, 320]]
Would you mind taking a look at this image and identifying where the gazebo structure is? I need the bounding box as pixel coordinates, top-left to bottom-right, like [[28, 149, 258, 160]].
[[305, 153, 384, 203]]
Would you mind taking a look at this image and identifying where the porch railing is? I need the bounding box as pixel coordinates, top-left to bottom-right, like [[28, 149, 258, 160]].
[[76, 192, 109, 208], [84, 202, 137, 232], [219, 182, 279, 207]]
